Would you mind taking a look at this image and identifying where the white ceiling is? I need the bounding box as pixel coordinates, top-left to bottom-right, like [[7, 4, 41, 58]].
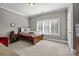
[[0, 3, 70, 17]]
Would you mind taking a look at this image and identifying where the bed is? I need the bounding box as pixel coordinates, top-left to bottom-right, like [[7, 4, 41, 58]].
[[18, 27, 43, 44], [19, 32, 43, 44]]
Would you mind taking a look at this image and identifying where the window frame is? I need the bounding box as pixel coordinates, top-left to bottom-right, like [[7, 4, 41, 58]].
[[36, 17, 60, 36]]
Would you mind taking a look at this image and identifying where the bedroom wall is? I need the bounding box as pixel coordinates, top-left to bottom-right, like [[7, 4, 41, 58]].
[[0, 7, 29, 37], [73, 3, 79, 49], [29, 10, 67, 41]]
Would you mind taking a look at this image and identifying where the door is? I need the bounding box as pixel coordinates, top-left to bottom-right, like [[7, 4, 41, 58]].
[[67, 7, 73, 49]]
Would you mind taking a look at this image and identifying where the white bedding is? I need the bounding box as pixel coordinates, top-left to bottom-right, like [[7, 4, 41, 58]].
[[20, 27, 42, 36], [20, 31, 42, 37]]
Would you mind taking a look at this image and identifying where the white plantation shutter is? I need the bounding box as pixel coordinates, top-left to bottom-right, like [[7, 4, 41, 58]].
[[51, 17, 60, 36], [37, 17, 60, 36], [37, 20, 43, 33], [43, 20, 50, 34]]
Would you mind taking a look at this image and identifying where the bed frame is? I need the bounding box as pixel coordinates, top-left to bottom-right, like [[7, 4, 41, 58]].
[[19, 32, 43, 44]]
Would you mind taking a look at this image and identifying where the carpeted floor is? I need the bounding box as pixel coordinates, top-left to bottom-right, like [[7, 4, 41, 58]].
[[8, 39, 72, 56]]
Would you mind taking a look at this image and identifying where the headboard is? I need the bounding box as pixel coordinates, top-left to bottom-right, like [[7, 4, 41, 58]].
[[18, 27, 30, 33]]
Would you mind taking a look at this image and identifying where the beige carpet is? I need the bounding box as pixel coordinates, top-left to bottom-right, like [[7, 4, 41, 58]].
[[8, 40, 72, 56]]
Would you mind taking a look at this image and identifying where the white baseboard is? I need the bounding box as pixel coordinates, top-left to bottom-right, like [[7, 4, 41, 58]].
[[67, 46, 76, 56], [44, 37, 67, 44]]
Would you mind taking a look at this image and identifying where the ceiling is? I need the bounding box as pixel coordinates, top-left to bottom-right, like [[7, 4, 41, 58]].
[[0, 3, 70, 17]]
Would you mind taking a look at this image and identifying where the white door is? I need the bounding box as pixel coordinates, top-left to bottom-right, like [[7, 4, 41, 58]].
[[67, 6, 73, 49]]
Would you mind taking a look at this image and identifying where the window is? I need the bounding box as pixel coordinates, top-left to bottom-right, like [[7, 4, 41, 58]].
[[51, 18, 59, 36], [37, 20, 43, 33], [37, 17, 60, 36], [44, 20, 50, 34]]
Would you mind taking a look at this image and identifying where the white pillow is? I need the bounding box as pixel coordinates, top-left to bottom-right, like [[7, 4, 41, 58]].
[[21, 28, 24, 32], [24, 28, 30, 32]]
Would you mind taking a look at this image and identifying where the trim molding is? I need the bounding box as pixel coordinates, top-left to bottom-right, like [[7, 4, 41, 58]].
[[67, 43, 76, 56], [44, 37, 67, 44], [0, 6, 26, 16], [29, 8, 67, 18]]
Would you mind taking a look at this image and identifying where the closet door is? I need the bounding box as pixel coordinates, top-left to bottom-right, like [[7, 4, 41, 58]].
[[67, 4, 74, 53]]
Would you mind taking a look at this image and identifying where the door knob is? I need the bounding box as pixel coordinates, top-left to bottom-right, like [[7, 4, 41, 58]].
[[69, 32, 71, 34]]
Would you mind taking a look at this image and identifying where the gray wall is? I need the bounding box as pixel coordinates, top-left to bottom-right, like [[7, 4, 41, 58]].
[[73, 3, 79, 49], [73, 3, 79, 24], [0, 7, 29, 37], [29, 10, 67, 41]]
